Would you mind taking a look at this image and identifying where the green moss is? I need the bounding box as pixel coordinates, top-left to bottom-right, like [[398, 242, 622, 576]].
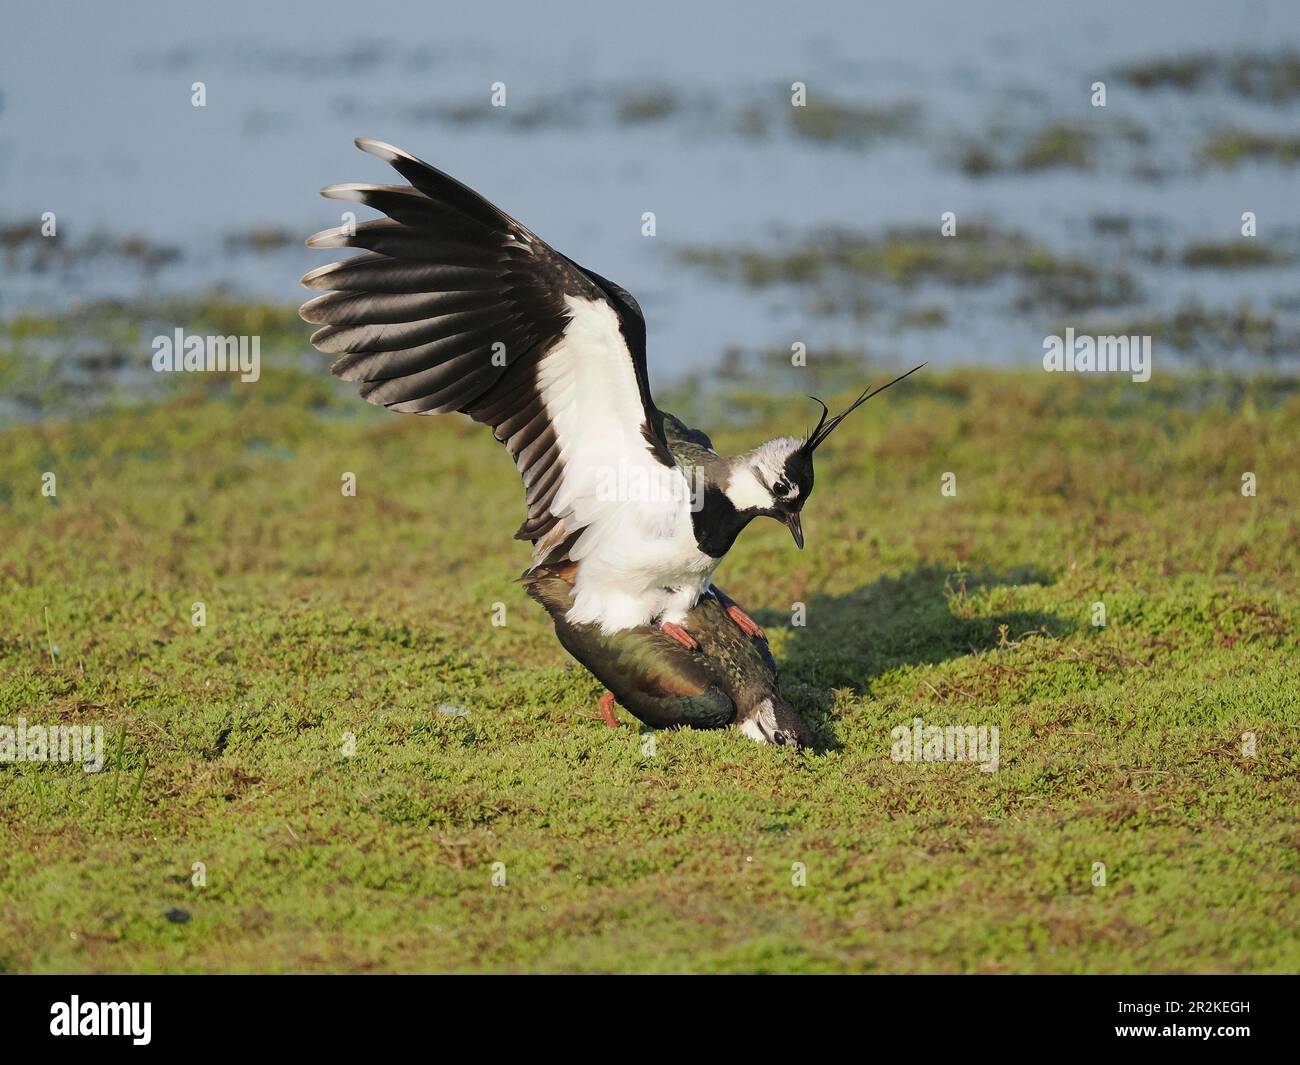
[[439, 100, 494, 125], [224, 227, 298, 254], [1181, 241, 1289, 269], [894, 306, 948, 329], [680, 224, 1140, 313], [1071, 301, 1296, 361], [616, 91, 678, 124], [0, 368, 1297, 973], [1200, 129, 1300, 168], [957, 142, 999, 177], [0, 224, 181, 273], [1120, 54, 1217, 92], [1121, 51, 1300, 104], [1019, 123, 1093, 171], [789, 99, 920, 147], [0, 295, 328, 423]]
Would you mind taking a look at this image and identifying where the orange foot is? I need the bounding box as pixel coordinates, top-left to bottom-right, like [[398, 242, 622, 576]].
[[599, 691, 619, 729], [659, 621, 700, 650], [725, 604, 765, 640]]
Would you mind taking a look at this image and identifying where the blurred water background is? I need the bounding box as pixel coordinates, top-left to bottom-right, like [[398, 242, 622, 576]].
[[2, 0, 1298, 417]]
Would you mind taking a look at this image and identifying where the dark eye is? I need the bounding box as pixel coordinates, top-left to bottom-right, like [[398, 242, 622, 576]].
[[773, 480, 792, 498]]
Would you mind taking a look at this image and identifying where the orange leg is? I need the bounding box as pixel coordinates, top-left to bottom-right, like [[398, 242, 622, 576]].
[[598, 691, 619, 729], [725, 604, 765, 640], [659, 621, 699, 650]]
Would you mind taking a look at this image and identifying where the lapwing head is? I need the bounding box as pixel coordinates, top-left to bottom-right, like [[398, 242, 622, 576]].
[[737, 697, 814, 749], [727, 436, 814, 550], [729, 364, 925, 550]]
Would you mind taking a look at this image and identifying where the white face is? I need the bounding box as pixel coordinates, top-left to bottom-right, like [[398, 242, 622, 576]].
[[737, 699, 802, 747], [724, 438, 802, 513]]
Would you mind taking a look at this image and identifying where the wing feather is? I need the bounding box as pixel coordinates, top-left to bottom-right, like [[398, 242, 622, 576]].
[[301, 139, 673, 563]]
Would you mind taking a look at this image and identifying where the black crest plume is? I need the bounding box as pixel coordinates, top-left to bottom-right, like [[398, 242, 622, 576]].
[[803, 363, 926, 453]]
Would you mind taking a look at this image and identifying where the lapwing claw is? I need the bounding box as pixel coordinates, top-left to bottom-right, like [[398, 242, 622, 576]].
[[725, 604, 766, 640], [659, 621, 700, 651]]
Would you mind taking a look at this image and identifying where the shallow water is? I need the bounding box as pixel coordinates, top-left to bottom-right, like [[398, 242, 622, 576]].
[[4, 0, 1299, 390]]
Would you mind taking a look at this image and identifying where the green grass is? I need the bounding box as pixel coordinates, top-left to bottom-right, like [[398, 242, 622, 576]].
[[0, 366, 1297, 973]]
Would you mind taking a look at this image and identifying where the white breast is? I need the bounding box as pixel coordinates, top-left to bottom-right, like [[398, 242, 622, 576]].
[[532, 296, 713, 633]]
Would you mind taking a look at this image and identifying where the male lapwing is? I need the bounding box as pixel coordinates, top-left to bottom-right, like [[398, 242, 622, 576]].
[[301, 139, 921, 645], [526, 568, 814, 748]]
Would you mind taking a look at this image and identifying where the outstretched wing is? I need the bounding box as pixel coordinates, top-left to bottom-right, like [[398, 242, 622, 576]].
[[301, 138, 673, 556]]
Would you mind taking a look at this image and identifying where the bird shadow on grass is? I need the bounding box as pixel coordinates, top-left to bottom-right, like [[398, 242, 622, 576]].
[[751, 563, 1074, 751]]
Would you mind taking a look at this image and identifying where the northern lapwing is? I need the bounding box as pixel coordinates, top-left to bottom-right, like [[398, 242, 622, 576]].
[[526, 568, 813, 748], [301, 139, 922, 645]]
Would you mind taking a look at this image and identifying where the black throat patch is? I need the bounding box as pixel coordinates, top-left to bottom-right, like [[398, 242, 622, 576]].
[[692, 484, 759, 559]]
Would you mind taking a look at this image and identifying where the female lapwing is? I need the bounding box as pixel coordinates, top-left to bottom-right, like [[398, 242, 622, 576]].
[[301, 139, 921, 644], [526, 568, 814, 748]]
